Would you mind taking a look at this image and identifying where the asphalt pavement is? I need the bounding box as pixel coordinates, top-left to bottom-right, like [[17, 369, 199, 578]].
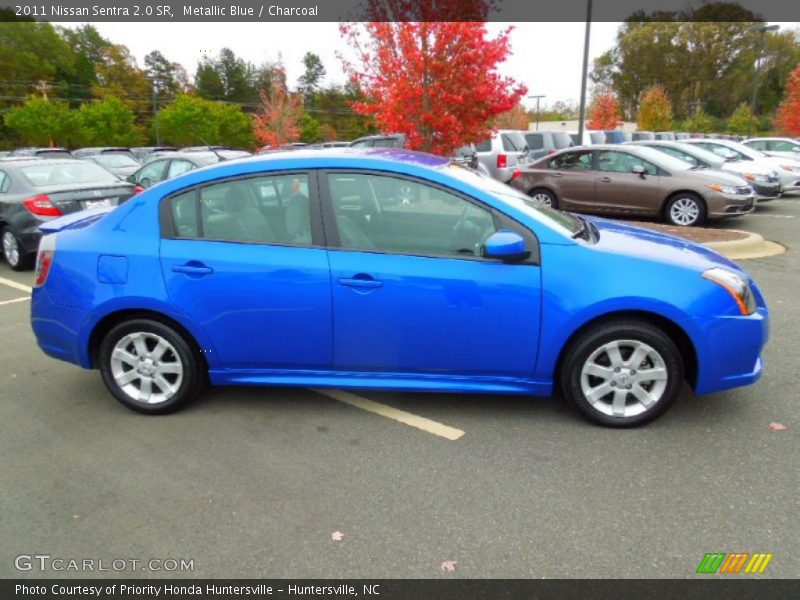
[[0, 195, 797, 579]]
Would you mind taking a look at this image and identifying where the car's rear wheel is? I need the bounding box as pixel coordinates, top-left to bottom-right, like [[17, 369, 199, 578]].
[[665, 193, 706, 226], [2, 227, 34, 271], [98, 318, 205, 414], [559, 320, 684, 427], [529, 188, 559, 209]]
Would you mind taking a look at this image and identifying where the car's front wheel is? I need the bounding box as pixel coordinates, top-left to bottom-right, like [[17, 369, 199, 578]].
[[98, 318, 205, 414], [560, 319, 684, 427], [2, 226, 34, 271], [665, 193, 706, 227]]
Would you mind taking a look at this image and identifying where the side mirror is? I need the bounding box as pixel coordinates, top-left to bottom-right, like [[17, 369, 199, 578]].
[[632, 165, 646, 177], [483, 230, 530, 262]]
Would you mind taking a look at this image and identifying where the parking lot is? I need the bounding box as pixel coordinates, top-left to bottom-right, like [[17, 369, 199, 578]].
[[0, 198, 797, 579]]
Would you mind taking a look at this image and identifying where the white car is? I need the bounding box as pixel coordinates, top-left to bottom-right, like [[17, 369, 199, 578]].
[[742, 137, 800, 160], [685, 139, 800, 193]]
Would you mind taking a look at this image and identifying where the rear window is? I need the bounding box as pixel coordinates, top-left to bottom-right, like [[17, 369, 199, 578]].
[[20, 162, 119, 187], [36, 150, 73, 159], [524, 133, 544, 150], [94, 154, 139, 168], [552, 132, 573, 149], [475, 140, 492, 152], [501, 132, 527, 152]]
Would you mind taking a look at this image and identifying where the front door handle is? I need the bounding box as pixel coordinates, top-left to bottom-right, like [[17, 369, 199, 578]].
[[549, 172, 564, 178], [598, 176, 612, 183], [338, 275, 383, 289], [172, 262, 214, 276]]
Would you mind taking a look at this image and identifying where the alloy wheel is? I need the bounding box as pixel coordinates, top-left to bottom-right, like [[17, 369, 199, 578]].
[[2, 231, 20, 267], [531, 192, 553, 207], [110, 332, 184, 404], [579, 339, 668, 418], [669, 197, 700, 226]]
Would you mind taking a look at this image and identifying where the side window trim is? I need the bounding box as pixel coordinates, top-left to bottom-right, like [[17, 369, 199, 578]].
[[318, 169, 540, 265], [158, 170, 325, 248]]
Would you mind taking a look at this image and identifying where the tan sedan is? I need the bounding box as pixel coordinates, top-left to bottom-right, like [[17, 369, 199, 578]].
[[511, 144, 756, 226]]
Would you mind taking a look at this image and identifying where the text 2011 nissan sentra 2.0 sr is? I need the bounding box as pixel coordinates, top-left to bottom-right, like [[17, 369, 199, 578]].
[[30, 149, 768, 427]]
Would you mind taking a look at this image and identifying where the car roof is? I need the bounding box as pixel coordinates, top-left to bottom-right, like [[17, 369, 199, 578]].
[[0, 158, 87, 169], [235, 147, 450, 169]]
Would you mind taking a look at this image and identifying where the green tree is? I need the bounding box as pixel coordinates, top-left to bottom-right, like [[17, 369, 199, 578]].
[[4, 96, 78, 146], [145, 50, 188, 102], [298, 52, 326, 102], [682, 107, 714, 133], [637, 85, 673, 131], [77, 95, 142, 146], [726, 102, 753, 135], [194, 48, 261, 105], [154, 94, 252, 147], [299, 112, 322, 143]]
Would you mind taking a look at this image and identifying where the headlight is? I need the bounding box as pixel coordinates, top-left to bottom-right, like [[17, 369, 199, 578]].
[[708, 183, 738, 194], [702, 268, 757, 315], [744, 173, 767, 183], [780, 164, 800, 174]]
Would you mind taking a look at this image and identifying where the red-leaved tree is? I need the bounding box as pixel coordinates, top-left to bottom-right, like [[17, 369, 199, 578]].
[[253, 69, 302, 148], [494, 103, 530, 130], [587, 92, 622, 130], [774, 63, 800, 136], [340, 21, 527, 154]]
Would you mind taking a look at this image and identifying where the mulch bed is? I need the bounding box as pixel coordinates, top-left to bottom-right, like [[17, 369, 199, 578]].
[[625, 221, 749, 243]]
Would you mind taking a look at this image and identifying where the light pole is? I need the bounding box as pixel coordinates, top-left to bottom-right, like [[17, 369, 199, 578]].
[[748, 24, 779, 138], [577, 0, 593, 143], [528, 95, 545, 130]]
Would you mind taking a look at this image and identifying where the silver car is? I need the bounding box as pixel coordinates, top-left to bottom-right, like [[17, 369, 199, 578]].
[[742, 137, 800, 160], [475, 130, 530, 182], [685, 139, 800, 193]]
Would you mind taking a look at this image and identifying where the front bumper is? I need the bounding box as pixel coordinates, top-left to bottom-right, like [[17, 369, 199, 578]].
[[707, 191, 756, 218], [776, 170, 800, 192], [751, 180, 782, 200], [691, 307, 769, 395]]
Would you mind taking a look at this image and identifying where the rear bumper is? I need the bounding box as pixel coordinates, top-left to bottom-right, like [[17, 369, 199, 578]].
[[691, 307, 769, 395], [30, 287, 92, 369]]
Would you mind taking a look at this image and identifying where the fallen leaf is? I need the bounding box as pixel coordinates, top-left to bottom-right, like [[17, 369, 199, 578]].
[[331, 531, 344, 541], [768, 422, 787, 431], [440, 560, 457, 572]]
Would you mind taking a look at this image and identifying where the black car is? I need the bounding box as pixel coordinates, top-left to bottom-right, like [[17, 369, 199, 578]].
[[9, 147, 75, 159], [0, 159, 137, 270], [127, 150, 251, 189]]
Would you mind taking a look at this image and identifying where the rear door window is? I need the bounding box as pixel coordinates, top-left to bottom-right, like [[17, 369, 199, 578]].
[[549, 151, 593, 170]]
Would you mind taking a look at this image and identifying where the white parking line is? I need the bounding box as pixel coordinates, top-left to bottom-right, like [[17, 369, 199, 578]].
[[0, 276, 33, 294], [312, 388, 465, 441], [0, 296, 30, 306]]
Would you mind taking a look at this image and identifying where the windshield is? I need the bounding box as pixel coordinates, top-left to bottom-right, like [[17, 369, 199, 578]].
[[445, 163, 582, 235], [630, 146, 694, 171], [670, 143, 725, 168], [94, 154, 139, 168], [21, 162, 120, 187]]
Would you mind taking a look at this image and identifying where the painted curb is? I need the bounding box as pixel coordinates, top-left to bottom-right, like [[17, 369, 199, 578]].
[[703, 230, 786, 260]]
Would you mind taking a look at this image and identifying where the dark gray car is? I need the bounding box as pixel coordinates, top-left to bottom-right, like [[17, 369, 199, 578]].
[[85, 153, 142, 180], [0, 159, 136, 270]]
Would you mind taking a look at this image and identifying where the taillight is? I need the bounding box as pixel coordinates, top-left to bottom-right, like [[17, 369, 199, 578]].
[[548, 149, 557, 155], [497, 154, 507, 168], [23, 194, 62, 217], [134, 185, 145, 194], [33, 235, 56, 288], [511, 169, 522, 180]]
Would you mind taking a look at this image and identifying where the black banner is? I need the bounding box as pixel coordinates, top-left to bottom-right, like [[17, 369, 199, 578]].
[[3, 579, 800, 600], [0, 0, 799, 22]]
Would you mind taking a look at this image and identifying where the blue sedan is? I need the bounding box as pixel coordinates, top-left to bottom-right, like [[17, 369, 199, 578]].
[[29, 149, 769, 427]]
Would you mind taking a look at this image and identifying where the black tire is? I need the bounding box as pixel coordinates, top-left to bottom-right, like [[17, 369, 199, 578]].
[[559, 319, 684, 427], [664, 193, 707, 227], [98, 318, 206, 414], [529, 188, 559, 210], [2, 226, 34, 271]]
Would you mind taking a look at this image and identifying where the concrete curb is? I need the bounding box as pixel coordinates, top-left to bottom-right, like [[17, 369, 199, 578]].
[[703, 230, 786, 260]]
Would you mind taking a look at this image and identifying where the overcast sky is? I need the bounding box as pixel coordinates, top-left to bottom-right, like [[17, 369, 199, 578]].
[[55, 22, 622, 109]]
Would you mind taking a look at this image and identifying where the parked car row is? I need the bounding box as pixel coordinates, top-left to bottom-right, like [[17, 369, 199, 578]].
[[510, 138, 800, 227]]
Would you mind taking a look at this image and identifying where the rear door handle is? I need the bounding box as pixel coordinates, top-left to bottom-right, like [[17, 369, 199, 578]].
[[598, 176, 612, 183], [172, 262, 214, 275], [549, 172, 564, 178], [338, 277, 383, 289]]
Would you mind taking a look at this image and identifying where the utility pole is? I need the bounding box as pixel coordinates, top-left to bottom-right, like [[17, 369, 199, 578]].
[[149, 76, 162, 146], [35, 80, 53, 101], [577, 0, 593, 144], [528, 95, 546, 131], [748, 24, 779, 138]]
